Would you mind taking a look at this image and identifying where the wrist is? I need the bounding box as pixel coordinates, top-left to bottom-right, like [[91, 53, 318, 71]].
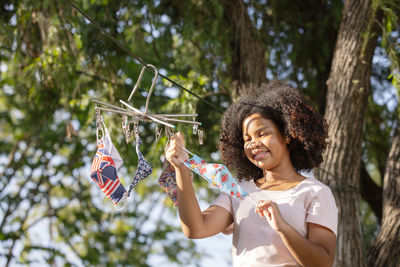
[[276, 220, 291, 235], [175, 166, 192, 179]]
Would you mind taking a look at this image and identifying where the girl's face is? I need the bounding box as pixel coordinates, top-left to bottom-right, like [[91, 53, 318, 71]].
[[242, 113, 289, 171]]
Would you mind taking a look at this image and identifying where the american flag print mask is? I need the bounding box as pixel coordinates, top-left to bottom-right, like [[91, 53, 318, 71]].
[[90, 133, 126, 204], [183, 154, 249, 200]]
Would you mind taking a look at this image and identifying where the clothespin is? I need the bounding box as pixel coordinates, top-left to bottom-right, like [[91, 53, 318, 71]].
[[96, 108, 105, 142]]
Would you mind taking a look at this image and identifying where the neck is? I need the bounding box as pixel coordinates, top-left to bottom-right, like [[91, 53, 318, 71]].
[[262, 167, 300, 183]]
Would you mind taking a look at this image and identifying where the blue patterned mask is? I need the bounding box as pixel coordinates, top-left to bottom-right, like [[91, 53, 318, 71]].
[[127, 136, 153, 196]]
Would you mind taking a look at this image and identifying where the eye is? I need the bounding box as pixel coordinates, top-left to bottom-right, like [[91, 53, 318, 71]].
[[260, 132, 271, 136], [243, 137, 251, 142]]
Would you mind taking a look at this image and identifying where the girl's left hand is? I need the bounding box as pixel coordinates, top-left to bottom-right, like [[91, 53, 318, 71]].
[[256, 200, 288, 232]]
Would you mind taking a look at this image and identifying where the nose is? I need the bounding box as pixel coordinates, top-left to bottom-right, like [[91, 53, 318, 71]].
[[248, 139, 261, 149]]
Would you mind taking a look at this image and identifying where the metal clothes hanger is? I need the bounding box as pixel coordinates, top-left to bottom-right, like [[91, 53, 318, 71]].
[[127, 64, 157, 115], [120, 99, 175, 128], [121, 64, 202, 128], [92, 64, 202, 141], [93, 99, 200, 124]]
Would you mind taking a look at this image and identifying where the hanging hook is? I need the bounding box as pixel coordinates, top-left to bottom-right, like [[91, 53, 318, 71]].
[[127, 64, 158, 115]]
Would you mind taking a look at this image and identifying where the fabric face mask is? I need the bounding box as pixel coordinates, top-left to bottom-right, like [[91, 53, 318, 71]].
[[90, 126, 126, 204], [183, 154, 249, 200], [126, 136, 153, 195], [158, 159, 178, 206]]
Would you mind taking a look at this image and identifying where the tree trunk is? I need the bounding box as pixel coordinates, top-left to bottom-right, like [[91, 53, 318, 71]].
[[220, 0, 267, 99], [313, 0, 381, 266], [368, 121, 400, 266]]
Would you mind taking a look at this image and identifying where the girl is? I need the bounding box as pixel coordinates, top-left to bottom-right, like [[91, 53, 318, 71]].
[[165, 81, 338, 267]]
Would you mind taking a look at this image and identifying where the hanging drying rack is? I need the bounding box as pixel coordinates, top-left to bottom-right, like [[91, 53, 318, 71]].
[[92, 64, 202, 139]]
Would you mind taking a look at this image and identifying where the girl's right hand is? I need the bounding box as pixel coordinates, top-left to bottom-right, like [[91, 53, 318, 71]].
[[165, 132, 189, 170]]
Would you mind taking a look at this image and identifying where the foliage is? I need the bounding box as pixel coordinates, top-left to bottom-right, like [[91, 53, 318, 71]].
[[378, 0, 400, 114]]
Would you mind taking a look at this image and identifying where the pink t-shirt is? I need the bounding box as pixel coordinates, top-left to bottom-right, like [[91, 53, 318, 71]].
[[212, 177, 338, 267]]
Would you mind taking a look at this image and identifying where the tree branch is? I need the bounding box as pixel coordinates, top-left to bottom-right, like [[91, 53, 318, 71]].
[[360, 164, 383, 222]]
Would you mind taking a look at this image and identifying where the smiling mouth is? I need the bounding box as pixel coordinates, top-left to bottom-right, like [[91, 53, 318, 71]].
[[252, 150, 270, 160]]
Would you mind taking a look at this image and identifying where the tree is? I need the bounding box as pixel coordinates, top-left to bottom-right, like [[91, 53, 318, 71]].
[[367, 1, 400, 265], [368, 120, 400, 266], [314, 0, 382, 265], [220, 0, 267, 98]]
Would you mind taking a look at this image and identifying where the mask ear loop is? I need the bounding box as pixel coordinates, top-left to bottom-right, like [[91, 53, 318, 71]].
[[114, 193, 128, 210]]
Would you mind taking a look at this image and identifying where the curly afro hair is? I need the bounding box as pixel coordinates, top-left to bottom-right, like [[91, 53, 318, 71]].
[[219, 81, 328, 181]]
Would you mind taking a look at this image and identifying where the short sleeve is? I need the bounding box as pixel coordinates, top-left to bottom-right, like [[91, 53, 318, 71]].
[[211, 192, 233, 215], [306, 186, 338, 236]]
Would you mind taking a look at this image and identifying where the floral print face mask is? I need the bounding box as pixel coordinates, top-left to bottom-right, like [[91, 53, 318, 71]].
[[158, 159, 178, 206], [183, 154, 249, 200]]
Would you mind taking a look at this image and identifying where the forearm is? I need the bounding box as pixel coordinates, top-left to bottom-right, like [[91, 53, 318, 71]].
[[175, 167, 205, 238], [278, 224, 333, 267]]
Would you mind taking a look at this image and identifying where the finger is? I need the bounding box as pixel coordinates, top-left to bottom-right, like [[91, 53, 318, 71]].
[[266, 211, 272, 221], [256, 200, 264, 209], [255, 209, 264, 217], [166, 146, 179, 159], [166, 138, 174, 151], [257, 200, 272, 210], [259, 209, 269, 218], [255, 205, 267, 217], [167, 138, 180, 153], [175, 132, 185, 147]]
